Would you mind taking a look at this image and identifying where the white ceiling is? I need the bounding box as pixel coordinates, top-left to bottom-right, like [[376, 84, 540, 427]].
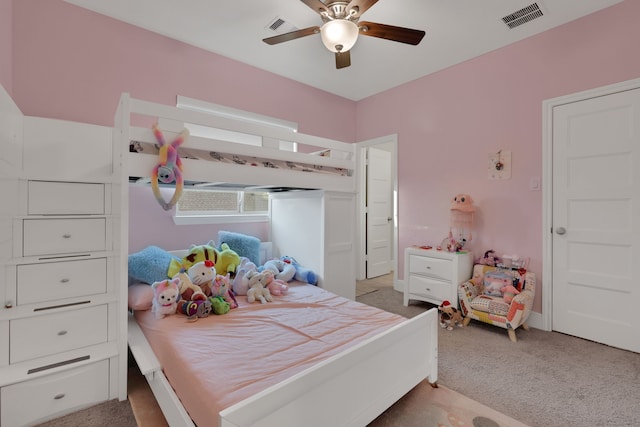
[[64, 0, 624, 101]]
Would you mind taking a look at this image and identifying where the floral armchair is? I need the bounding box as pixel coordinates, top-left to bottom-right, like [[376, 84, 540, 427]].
[[458, 264, 535, 342]]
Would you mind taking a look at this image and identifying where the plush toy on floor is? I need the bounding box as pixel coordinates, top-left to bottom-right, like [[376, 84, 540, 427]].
[[247, 272, 273, 304], [150, 123, 188, 211], [151, 278, 180, 319], [438, 300, 464, 331], [281, 256, 318, 285]]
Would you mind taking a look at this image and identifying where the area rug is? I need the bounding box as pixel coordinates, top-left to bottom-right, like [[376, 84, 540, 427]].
[[369, 380, 530, 427]]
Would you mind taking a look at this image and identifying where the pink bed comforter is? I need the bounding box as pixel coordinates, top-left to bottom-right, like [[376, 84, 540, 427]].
[[134, 282, 404, 426]]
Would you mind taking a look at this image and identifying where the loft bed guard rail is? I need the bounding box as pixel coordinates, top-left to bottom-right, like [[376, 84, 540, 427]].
[[114, 93, 357, 193]]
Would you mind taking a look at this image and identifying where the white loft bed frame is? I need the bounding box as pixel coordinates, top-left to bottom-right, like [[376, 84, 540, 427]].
[[117, 94, 357, 193], [115, 93, 439, 427]]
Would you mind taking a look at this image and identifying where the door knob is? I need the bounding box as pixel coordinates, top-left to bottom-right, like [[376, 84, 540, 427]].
[[556, 227, 567, 235]]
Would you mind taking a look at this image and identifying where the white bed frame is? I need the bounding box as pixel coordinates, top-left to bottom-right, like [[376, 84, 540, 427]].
[[129, 308, 438, 427], [117, 93, 439, 426], [116, 94, 357, 193]]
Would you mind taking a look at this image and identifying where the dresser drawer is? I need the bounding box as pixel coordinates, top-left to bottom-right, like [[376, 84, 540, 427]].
[[23, 218, 106, 256], [408, 275, 450, 302], [0, 359, 109, 427], [409, 255, 452, 281], [10, 305, 108, 363], [17, 258, 107, 305], [28, 181, 105, 215]]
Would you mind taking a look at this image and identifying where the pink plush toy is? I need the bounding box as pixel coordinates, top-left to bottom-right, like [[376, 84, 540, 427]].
[[150, 123, 187, 211], [261, 270, 289, 296], [151, 278, 180, 319], [501, 284, 520, 303]]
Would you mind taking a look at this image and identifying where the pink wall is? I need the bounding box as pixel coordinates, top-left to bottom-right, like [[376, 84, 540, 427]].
[[0, 0, 12, 94], [356, 0, 640, 312], [10, 0, 356, 257], [11, 0, 356, 143], [8, 1, 640, 314]]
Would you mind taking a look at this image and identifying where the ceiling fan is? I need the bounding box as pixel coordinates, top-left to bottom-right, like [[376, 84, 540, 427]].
[[263, 0, 426, 69]]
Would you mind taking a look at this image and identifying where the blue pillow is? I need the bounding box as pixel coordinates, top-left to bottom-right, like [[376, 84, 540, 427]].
[[218, 231, 261, 265], [128, 245, 180, 285]]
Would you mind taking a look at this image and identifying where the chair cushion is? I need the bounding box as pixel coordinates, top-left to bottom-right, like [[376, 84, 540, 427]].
[[470, 294, 510, 316]]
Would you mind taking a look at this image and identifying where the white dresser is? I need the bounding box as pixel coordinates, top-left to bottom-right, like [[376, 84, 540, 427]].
[[403, 247, 473, 307], [0, 102, 125, 426]]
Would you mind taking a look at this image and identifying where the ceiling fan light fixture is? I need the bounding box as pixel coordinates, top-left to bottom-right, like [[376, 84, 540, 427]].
[[320, 19, 359, 53]]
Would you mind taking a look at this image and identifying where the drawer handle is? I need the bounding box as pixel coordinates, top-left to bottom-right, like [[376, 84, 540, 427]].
[[62, 234, 72, 239], [57, 330, 68, 336], [60, 278, 70, 283], [426, 266, 432, 269], [4, 300, 13, 309], [54, 393, 66, 400]]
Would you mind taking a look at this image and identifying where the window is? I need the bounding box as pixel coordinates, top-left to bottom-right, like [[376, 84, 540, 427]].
[[173, 189, 269, 225]]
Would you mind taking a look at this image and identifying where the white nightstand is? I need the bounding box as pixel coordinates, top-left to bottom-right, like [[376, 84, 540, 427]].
[[404, 247, 473, 307]]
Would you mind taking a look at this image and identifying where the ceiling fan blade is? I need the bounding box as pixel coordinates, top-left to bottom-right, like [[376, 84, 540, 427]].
[[358, 21, 425, 45], [262, 26, 320, 45], [335, 50, 351, 69], [300, 0, 330, 16], [345, 0, 379, 18]]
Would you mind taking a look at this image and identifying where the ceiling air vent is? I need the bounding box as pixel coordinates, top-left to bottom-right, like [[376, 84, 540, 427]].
[[502, 3, 544, 29], [265, 16, 298, 34]]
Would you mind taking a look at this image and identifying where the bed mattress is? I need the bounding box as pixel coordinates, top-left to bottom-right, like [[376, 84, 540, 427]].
[[130, 141, 349, 177], [134, 282, 404, 426]]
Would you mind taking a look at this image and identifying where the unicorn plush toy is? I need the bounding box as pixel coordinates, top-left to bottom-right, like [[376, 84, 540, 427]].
[[151, 123, 188, 211]]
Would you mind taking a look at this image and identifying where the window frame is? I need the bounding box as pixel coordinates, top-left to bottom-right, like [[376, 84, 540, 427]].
[[173, 189, 270, 225]]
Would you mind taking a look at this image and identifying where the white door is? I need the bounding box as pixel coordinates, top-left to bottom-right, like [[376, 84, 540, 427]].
[[366, 146, 392, 278], [552, 87, 640, 353]]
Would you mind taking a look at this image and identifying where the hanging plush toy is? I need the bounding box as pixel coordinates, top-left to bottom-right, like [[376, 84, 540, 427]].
[[151, 123, 188, 211]]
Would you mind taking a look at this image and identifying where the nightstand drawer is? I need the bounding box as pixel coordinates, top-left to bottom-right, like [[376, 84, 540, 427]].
[[23, 218, 106, 256], [28, 181, 105, 215], [408, 275, 450, 302], [0, 360, 109, 427], [17, 258, 107, 305], [9, 305, 108, 363], [409, 255, 452, 281]]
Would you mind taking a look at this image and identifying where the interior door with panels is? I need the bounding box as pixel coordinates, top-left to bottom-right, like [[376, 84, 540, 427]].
[[552, 87, 640, 353]]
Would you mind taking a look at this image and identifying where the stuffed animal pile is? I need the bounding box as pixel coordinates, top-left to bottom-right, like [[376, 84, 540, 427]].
[[152, 239, 321, 318]]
